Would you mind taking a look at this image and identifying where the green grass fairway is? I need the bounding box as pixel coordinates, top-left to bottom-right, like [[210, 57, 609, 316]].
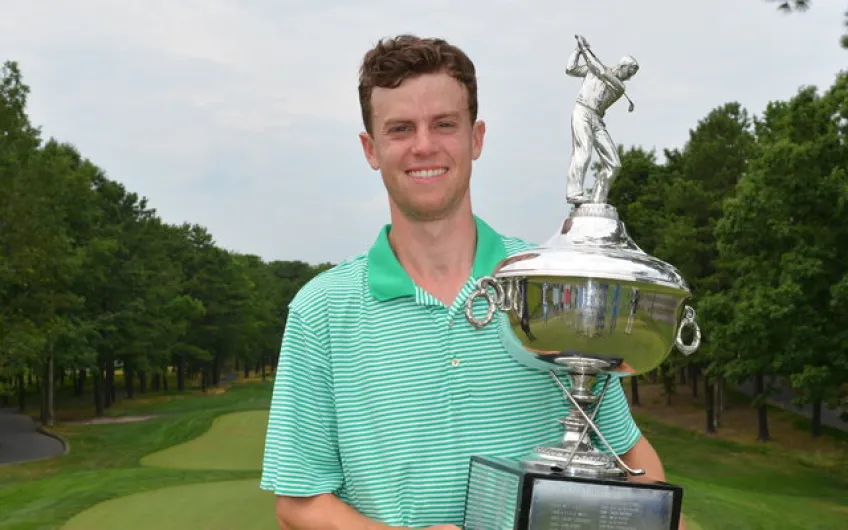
[[60, 479, 277, 530], [2, 379, 846, 529], [140, 410, 268, 470]]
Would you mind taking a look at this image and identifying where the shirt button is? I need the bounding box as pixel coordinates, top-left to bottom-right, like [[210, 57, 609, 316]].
[[451, 359, 461, 367]]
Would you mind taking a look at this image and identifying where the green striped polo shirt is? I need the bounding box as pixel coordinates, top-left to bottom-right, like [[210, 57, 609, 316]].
[[260, 215, 641, 528]]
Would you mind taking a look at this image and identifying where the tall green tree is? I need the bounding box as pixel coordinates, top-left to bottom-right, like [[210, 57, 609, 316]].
[[712, 72, 848, 438]]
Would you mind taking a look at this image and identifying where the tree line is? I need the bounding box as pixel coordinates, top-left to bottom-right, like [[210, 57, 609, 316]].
[[610, 69, 847, 439], [0, 62, 331, 425], [2, 59, 846, 442]]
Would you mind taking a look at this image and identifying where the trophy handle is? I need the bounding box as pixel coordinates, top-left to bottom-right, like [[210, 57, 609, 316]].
[[674, 305, 701, 355], [465, 276, 512, 329]]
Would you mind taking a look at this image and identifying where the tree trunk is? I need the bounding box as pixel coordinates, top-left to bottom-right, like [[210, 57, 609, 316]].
[[177, 356, 185, 391], [754, 372, 770, 442], [261, 355, 266, 381], [660, 365, 675, 405], [705, 376, 716, 434], [162, 365, 170, 392], [811, 399, 822, 438], [40, 362, 48, 424], [691, 365, 699, 398], [93, 366, 105, 417], [125, 364, 135, 399], [630, 376, 641, 407], [17, 373, 25, 412], [201, 366, 208, 393], [679, 367, 687, 386], [106, 360, 116, 407], [139, 370, 147, 394], [75, 369, 86, 396], [212, 358, 220, 387], [45, 349, 55, 427], [243, 363, 250, 378]]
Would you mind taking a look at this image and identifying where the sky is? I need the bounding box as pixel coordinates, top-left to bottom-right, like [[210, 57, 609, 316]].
[[2, 0, 846, 265]]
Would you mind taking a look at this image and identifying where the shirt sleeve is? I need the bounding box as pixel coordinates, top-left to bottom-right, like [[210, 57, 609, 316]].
[[589, 375, 642, 455], [259, 307, 343, 496]]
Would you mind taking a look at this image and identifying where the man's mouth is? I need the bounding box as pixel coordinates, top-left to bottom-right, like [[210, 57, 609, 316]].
[[406, 167, 448, 179]]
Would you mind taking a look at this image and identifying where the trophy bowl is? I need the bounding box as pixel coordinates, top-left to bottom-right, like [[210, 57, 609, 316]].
[[466, 203, 701, 377]]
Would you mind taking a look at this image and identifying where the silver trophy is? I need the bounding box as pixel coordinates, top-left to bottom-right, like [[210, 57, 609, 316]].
[[462, 35, 700, 530]]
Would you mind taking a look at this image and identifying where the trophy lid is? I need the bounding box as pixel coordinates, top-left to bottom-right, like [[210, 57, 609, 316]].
[[494, 203, 691, 295]]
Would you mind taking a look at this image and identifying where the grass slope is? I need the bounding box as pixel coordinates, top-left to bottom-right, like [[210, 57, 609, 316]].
[[140, 410, 268, 471], [636, 414, 848, 529]]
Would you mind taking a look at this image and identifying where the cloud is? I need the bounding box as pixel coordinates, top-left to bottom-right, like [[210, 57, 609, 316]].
[[2, 0, 846, 263]]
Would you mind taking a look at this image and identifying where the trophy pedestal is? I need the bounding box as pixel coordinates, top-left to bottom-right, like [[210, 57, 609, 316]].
[[463, 456, 683, 530]]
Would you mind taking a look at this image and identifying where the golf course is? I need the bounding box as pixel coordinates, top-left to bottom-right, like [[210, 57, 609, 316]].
[[1, 376, 845, 530]]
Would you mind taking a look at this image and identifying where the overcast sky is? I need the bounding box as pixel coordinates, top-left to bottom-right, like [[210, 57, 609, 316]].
[[2, 0, 846, 264]]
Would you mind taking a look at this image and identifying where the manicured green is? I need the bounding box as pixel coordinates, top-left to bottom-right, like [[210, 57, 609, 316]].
[[141, 410, 268, 470], [0, 382, 271, 530], [61, 479, 277, 530], [1, 379, 846, 530]]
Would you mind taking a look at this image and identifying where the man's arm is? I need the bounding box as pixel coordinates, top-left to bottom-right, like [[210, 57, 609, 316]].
[[276, 494, 399, 530], [575, 39, 626, 94], [262, 304, 459, 530], [261, 305, 373, 529], [276, 495, 459, 530], [621, 435, 666, 483], [565, 49, 588, 77]]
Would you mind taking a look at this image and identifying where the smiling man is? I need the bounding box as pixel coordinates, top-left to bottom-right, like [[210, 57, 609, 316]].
[[260, 34, 677, 530]]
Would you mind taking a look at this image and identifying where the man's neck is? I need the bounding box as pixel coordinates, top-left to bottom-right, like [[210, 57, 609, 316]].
[[388, 205, 477, 306]]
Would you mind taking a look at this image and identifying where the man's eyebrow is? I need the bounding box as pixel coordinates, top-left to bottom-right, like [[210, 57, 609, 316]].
[[432, 111, 462, 121], [382, 112, 462, 127]]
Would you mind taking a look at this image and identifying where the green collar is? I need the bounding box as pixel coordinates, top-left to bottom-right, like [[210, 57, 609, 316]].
[[367, 215, 507, 301]]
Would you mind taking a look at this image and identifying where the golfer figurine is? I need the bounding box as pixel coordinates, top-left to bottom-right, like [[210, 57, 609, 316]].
[[565, 35, 639, 205]]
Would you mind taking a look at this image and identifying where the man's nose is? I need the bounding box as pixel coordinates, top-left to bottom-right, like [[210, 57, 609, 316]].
[[411, 129, 438, 154]]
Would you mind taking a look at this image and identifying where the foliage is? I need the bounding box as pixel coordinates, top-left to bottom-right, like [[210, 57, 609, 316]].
[[611, 69, 848, 438], [768, 0, 848, 48], [0, 61, 331, 417]]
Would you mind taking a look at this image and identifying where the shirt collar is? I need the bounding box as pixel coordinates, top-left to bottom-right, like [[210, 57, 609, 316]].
[[367, 215, 507, 301]]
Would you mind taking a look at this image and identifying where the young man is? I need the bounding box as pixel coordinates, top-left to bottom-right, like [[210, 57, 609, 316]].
[[261, 35, 678, 530]]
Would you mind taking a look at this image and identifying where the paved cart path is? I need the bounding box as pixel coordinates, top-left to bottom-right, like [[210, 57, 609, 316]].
[[0, 407, 65, 465]]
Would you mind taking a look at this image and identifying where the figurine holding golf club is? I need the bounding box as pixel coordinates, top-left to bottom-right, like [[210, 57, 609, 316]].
[[565, 34, 639, 205]]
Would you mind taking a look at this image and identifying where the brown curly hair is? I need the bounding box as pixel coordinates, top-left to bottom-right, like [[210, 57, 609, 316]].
[[358, 35, 478, 134]]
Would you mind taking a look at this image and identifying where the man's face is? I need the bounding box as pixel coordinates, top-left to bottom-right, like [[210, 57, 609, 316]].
[[359, 71, 485, 222], [616, 62, 638, 81]]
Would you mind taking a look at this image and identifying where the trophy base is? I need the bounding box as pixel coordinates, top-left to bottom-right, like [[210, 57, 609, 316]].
[[523, 446, 627, 480], [464, 455, 683, 530]]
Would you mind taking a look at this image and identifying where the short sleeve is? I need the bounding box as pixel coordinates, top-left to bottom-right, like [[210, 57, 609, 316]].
[[259, 308, 343, 496], [590, 375, 642, 455]]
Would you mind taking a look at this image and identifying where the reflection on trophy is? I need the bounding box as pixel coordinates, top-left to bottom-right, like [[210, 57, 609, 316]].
[[462, 34, 701, 530]]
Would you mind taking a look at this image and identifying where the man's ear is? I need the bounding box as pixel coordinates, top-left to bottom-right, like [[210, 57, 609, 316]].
[[359, 132, 380, 170], [471, 120, 486, 161]]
